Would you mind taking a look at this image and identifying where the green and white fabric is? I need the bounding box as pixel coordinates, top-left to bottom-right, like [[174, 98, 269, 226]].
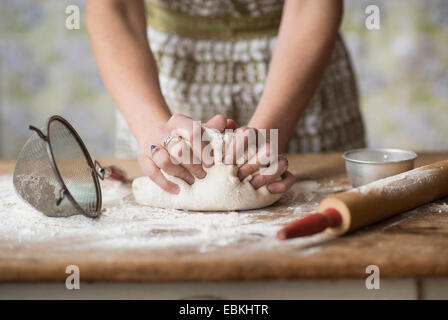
[[116, 0, 366, 157]]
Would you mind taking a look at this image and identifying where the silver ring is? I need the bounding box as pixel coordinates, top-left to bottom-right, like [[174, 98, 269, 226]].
[[163, 134, 179, 148]]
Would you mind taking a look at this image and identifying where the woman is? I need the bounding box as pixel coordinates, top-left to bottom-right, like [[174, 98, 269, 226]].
[[86, 0, 365, 195]]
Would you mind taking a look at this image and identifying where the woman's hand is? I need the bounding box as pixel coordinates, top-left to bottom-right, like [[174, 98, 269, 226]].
[[239, 153, 295, 194], [224, 127, 295, 194], [137, 114, 236, 194]]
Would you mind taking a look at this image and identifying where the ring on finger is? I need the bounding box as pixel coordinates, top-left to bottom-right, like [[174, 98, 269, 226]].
[[150, 144, 162, 159], [163, 134, 181, 149]]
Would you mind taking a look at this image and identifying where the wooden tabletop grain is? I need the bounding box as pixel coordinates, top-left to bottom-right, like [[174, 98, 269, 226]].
[[1, 152, 447, 282]]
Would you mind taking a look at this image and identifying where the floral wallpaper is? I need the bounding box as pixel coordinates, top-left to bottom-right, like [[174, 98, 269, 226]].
[[0, 0, 447, 159], [342, 0, 448, 151], [0, 0, 115, 158]]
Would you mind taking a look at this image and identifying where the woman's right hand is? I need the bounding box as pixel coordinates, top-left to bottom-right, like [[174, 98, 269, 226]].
[[137, 114, 236, 194]]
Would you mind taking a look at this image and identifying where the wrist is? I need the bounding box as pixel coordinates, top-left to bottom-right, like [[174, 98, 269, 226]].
[[125, 104, 171, 149], [248, 124, 287, 154]]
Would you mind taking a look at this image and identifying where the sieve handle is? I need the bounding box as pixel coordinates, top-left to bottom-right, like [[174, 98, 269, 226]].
[[94, 160, 126, 181], [29, 125, 47, 140]]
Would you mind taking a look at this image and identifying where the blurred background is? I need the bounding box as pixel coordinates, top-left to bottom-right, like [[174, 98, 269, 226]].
[[1, 0, 447, 159]]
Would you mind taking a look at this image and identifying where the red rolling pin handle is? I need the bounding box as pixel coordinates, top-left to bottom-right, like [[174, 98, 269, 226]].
[[105, 165, 126, 181], [276, 208, 342, 240]]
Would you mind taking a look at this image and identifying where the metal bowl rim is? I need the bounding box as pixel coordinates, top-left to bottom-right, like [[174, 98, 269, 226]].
[[342, 148, 418, 165]]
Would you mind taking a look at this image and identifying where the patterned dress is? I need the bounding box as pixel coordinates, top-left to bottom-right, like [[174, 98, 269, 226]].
[[115, 0, 366, 157]]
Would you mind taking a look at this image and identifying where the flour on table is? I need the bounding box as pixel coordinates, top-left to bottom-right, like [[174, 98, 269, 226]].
[[0, 174, 343, 253], [1, 174, 446, 253]]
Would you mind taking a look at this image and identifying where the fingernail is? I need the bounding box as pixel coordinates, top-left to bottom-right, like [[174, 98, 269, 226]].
[[267, 184, 278, 193], [203, 157, 214, 167], [196, 169, 206, 178], [204, 161, 213, 168], [172, 185, 180, 194], [186, 176, 194, 184], [237, 169, 246, 181], [250, 176, 263, 189]]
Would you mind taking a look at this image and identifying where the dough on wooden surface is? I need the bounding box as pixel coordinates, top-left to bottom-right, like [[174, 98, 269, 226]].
[[132, 129, 282, 211]]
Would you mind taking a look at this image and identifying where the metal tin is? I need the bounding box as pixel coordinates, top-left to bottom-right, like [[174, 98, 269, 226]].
[[342, 148, 418, 187]]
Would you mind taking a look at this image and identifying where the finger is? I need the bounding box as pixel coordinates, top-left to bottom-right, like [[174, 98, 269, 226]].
[[151, 145, 195, 185], [167, 114, 215, 168], [225, 119, 237, 130], [200, 129, 216, 167], [237, 160, 263, 181], [166, 137, 207, 179], [204, 114, 227, 132], [166, 113, 204, 157], [137, 152, 180, 194], [201, 116, 237, 167], [249, 158, 288, 190], [237, 143, 274, 180], [267, 171, 296, 194], [224, 127, 258, 165]]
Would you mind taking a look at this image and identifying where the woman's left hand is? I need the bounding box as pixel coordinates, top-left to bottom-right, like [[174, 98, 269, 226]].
[[224, 127, 295, 194], [239, 155, 295, 194]]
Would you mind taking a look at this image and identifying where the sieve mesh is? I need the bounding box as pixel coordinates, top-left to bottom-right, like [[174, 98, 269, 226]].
[[13, 116, 101, 218]]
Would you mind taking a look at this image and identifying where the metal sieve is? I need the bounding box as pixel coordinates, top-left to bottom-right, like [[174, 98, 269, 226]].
[[13, 115, 125, 218]]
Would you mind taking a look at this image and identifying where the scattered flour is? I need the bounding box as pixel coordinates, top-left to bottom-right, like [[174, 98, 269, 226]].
[[6, 173, 446, 253], [1, 174, 336, 253]]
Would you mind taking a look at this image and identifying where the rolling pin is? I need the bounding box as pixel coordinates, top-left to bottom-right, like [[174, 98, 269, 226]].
[[277, 160, 448, 239]]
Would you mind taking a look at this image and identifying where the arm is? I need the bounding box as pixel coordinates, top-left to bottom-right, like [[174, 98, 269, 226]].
[[237, 0, 343, 193], [86, 0, 231, 193], [86, 0, 170, 146], [248, 0, 343, 152]]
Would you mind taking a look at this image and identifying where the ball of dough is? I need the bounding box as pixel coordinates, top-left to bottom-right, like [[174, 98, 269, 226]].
[[132, 129, 282, 211]]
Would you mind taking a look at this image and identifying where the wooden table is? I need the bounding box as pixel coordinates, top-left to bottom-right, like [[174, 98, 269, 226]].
[[1, 153, 447, 300]]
